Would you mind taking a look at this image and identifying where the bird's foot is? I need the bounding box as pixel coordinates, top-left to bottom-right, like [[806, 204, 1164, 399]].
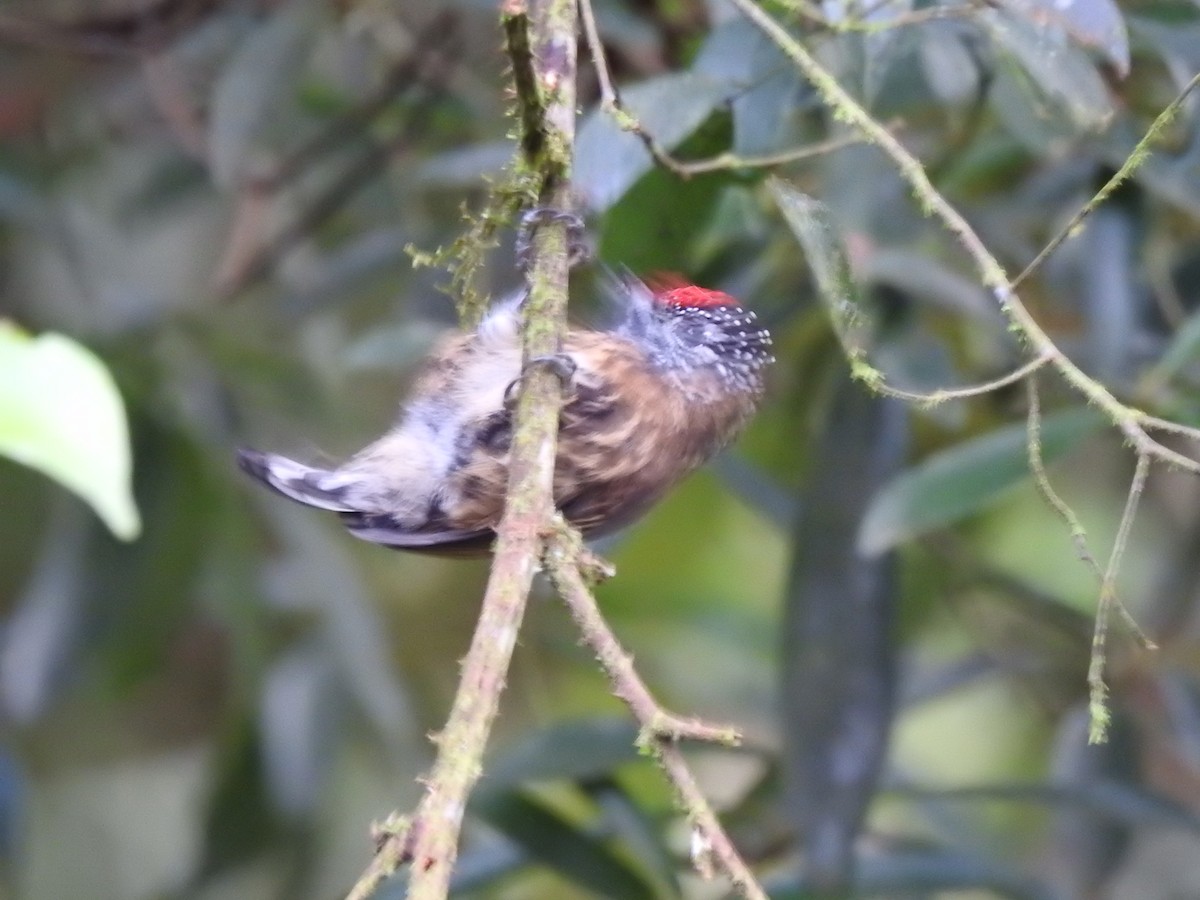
[[503, 353, 578, 408], [527, 352, 578, 382], [515, 207, 589, 274]]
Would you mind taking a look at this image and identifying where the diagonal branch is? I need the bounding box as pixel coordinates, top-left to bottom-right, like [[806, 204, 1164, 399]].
[[543, 521, 768, 900], [727, 0, 1200, 477], [1087, 451, 1151, 743], [1010, 71, 1200, 293], [726, 0, 1197, 736], [1024, 378, 1153, 651], [215, 18, 461, 297]]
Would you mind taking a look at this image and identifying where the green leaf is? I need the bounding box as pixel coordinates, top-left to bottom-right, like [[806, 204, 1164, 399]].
[[984, 9, 1113, 142], [859, 408, 1106, 555], [1144, 304, 1200, 389], [0, 323, 140, 540], [208, 2, 318, 188], [767, 849, 1053, 898], [576, 71, 727, 211], [768, 179, 873, 369], [483, 718, 642, 789], [891, 776, 1200, 834], [995, 0, 1129, 77], [583, 778, 682, 898], [473, 790, 659, 900], [599, 161, 727, 274]]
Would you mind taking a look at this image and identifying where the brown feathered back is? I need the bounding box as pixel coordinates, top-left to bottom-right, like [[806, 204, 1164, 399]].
[[238, 276, 771, 554]]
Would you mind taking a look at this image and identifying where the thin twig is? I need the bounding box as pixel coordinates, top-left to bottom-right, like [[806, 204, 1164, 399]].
[[1026, 379, 1154, 740], [727, 0, 1200, 506], [1137, 414, 1200, 444], [1024, 379, 1153, 648], [576, 0, 677, 173], [578, 0, 875, 178], [1088, 452, 1151, 743], [875, 350, 1052, 407], [543, 522, 768, 900], [577, 0, 616, 107], [342, 4, 579, 899], [1010, 71, 1200, 293], [729, 0, 1006, 286], [663, 132, 879, 176], [1024, 377, 1106, 577], [1126, 432, 1200, 476]]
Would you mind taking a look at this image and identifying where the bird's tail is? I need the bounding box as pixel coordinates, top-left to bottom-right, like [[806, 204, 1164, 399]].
[[236, 449, 358, 512]]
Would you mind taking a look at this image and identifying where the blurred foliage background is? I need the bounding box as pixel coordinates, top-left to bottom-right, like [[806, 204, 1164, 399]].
[[2, 0, 1200, 897]]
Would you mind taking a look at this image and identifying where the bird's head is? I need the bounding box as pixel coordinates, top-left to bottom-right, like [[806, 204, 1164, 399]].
[[615, 271, 774, 395]]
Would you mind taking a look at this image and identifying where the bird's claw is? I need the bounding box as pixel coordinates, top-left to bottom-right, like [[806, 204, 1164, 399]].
[[515, 207, 589, 274], [503, 353, 578, 408], [527, 352, 578, 382]]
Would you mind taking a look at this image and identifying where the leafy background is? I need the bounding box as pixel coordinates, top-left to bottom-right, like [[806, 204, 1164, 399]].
[[2, 0, 1200, 897]]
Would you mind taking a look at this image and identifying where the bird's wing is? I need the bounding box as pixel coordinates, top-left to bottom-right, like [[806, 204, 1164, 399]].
[[549, 334, 690, 536], [338, 511, 495, 556]]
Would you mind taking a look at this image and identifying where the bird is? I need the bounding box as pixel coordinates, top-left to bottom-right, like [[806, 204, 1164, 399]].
[[237, 272, 773, 555]]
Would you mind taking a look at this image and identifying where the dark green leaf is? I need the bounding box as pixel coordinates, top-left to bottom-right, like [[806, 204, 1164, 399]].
[[209, 3, 319, 187], [483, 718, 641, 790], [473, 790, 659, 900], [583, 778, 681, 897], [766, 849, 1053, 899], [996, 0, 1130, 76], [985, 9, 1113, 143], [859, 407, 1107, 554], [576, 71, 727, 211], [891, 777, 1200, 834], [768, 180, 874, 372], [599, 163, 727, 273]]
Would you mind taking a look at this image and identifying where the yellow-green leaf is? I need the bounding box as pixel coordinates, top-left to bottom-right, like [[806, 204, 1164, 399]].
[[0, 323, 140, 540]]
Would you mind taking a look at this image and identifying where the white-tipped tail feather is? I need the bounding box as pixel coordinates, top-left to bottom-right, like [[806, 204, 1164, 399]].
[[236, 449, 358, 512], [238, 447, 495, 554]]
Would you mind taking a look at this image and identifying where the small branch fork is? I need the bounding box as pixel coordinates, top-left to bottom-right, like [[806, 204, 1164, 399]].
[[579, 0, 1200, 738], [543, 520, 767, 899]]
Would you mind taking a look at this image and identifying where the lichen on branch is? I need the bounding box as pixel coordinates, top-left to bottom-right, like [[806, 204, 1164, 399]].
[[343, 4, 578, 899]]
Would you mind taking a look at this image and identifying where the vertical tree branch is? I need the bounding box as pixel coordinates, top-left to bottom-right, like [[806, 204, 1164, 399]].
[[343, 2, 577, 898]]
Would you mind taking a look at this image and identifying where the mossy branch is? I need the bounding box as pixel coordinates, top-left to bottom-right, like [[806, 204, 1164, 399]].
[[343, 4, 577, 899]]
